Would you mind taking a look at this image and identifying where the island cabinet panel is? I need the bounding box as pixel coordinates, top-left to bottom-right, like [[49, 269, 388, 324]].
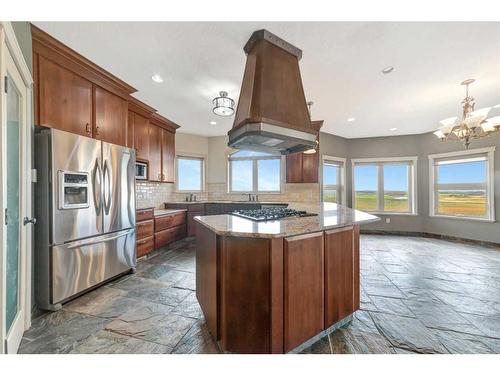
[[283, 232, 325, 352], [93, 86, 128, 147], [37, 56, 93, 136], [324, 226, 359, 327], [196, 224, 219, 339], [220, 237, 271, 353], [148, 124, 162, 182]]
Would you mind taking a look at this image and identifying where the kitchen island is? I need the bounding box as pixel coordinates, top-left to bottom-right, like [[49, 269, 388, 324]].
[[194, 202, 379, 354]]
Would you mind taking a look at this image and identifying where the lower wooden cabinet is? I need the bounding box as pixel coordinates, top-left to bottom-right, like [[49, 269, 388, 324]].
[[135, 208, 187, 258], [283, 232, 325, 352], [155, 225, 186, 248], [325, 226, 359, 326], [136, 236, 154, 258]]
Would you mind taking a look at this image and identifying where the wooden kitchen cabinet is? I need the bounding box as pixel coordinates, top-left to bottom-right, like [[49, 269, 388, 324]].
[[37, 55, 93, 137], [133, 112, 150, 161], [161, 129, 175, 183], [324, 226, 360, 327], [93, 86, 128, 146], [285, 120, 323, 183], [33, 25, 136, 146], [283, 232, 325, 352], [148, 124, 163, 182]]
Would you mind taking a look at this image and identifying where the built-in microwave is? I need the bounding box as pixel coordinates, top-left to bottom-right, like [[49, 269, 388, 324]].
[[135, 161, 148, 180]]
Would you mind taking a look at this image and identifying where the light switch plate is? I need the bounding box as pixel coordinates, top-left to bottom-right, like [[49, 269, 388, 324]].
[[385, 218, 391, 224], [31, 169, 37, 183]]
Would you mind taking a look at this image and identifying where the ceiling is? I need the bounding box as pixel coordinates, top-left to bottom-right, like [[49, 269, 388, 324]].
[[34, 22, 500, 138]]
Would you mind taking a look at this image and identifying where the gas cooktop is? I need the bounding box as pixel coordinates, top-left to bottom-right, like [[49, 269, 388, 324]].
[[231, 208, 317, 222]]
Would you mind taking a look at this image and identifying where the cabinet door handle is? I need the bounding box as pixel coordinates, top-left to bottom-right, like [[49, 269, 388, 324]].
[[137, 239, 149, 245], [96, 125, 100, 136], [85, 123, 91, 133]]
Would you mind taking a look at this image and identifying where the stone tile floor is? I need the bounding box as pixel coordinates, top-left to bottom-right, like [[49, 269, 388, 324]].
[[19, 235, 500, 354]]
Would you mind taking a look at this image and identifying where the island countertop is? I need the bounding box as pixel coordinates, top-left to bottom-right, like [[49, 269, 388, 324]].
[[194, 202, 379, 238]]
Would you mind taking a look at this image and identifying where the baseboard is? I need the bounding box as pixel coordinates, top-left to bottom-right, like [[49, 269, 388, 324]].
[[360, 230, 500, 249]]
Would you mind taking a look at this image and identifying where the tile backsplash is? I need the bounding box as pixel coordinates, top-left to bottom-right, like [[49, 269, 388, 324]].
[[136, 181, 320, 209]]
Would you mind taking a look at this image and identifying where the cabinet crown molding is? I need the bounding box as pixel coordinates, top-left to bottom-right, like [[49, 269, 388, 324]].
[[31, 24, 136, 97]]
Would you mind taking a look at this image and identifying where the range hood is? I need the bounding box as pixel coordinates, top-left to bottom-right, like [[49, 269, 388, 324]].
[[228, 30, 318, 155]]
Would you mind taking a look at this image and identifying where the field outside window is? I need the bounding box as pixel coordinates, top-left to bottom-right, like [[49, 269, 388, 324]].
[[352, 158, 416, 214]]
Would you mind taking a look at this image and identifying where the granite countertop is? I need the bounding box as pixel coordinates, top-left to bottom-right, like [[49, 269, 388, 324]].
[[194, 202, 380, 238], [154, 208, 187, 216], [165, 201, 287, 205]]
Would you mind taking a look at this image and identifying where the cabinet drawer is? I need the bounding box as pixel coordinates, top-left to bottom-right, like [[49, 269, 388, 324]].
[[136, 219, 154, 239], [136, 236, 154, 258], [136, 208, 154, 222], [154, 225, 186, 248], [155, 212, 186, 232]]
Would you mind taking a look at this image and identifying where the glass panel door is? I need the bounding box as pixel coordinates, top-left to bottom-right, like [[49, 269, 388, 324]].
[[5, 71, 21, 334]]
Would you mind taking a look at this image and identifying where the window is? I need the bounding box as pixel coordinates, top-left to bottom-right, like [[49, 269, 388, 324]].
[[352, 157, 417, 214], [322, 156, 346, 204], [176, 156, 205, 192], [429, 147, 495, 221], [228, 150, 281, 193]]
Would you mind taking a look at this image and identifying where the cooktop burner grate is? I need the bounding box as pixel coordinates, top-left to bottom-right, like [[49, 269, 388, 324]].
[[231, 208, 317, 222]]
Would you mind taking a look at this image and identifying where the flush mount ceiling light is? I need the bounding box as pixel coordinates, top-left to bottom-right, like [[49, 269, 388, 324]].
[[212, 91, 235, 116], [433, 79, 500, 149], [151, 74, 163, 83], [389, 127, 398, 131], [347, 117, 356, 122], [381, 66, 394, 74], [209, 121, 217, 125]]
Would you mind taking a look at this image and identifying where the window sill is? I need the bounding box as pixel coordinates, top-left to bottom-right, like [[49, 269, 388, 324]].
[[429, 214, 496, 223], [356, 211, 418, 216]]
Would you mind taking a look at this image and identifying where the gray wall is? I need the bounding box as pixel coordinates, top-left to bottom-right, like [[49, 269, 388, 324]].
[[320, 131, 500, 244]]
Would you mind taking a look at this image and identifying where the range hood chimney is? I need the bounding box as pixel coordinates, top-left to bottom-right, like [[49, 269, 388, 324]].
[[228, 30, 317, 155]]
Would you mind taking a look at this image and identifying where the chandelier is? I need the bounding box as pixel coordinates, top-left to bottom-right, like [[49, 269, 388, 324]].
[[433, 79, 500, 149], [212, 91, 235, 116]]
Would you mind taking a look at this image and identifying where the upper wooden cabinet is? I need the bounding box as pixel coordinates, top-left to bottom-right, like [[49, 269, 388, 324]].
[[94, 86, 128, 146], [286, 120, 323, 183], [37, 56, 93, 137], [32, 25, 135, 147], [150, 113, 179, 183], [148, 123, 162, 182], [161, 129, 175, 183], [128, 97, 155, 162], [32, 25, 181, 173]]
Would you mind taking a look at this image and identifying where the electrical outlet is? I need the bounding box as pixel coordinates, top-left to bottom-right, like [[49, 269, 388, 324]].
[[385, 218, 391, 224]]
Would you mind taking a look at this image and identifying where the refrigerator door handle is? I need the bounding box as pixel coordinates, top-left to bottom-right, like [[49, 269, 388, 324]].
[[66, 228, 132, 249], [92, 159, 102, 214], [103, 159, 112, 215]]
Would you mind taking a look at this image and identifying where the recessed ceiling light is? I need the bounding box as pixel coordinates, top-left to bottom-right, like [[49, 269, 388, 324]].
[[389, 127, 398, 131], [151, 74, 163, 83], [494, 104, 500, 108], [382, 66, 394, 74], [347, 117, 356, 122], [209, 121, 217, 125]]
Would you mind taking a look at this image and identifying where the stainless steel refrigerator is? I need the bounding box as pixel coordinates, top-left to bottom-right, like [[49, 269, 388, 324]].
[[34, 127, 136, 311]]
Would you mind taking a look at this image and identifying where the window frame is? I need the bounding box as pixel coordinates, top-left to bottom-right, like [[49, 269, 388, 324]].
[[428, 147, 495, 222], [175, 154, 206, 193], [321, 155, 346, 204], [351, 156, 418, 215], [227, 150, 283, 193]]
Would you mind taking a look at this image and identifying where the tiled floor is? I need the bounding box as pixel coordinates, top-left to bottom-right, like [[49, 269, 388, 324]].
[[19, 235, 500, 354]]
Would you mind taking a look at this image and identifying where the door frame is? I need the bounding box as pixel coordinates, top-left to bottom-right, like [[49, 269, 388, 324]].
[[0, 21, 33, 354]]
